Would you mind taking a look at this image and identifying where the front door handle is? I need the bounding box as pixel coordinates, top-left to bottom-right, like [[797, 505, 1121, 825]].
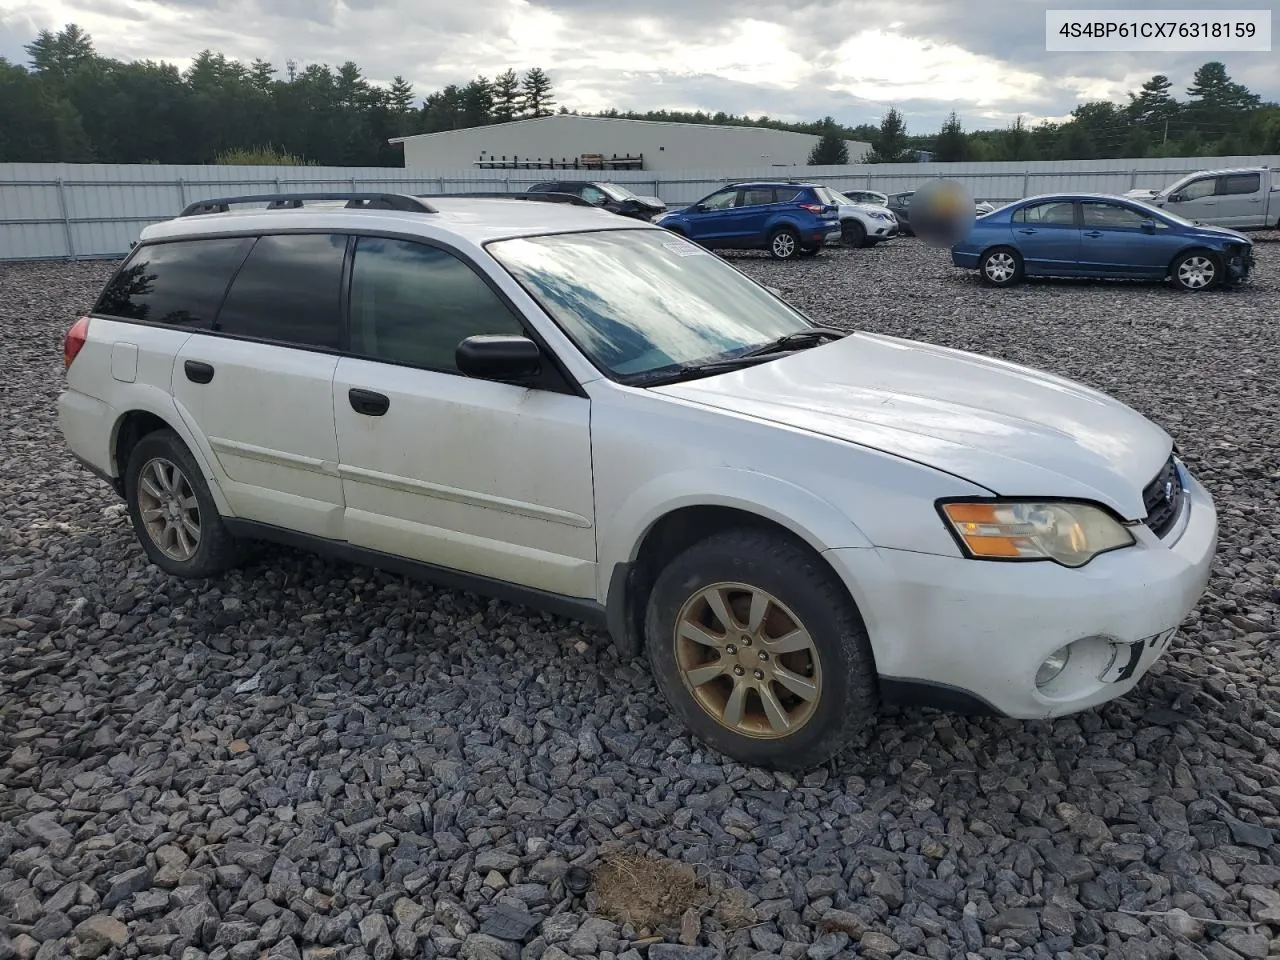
[[184, 360, 214, 384], [1083, 230, 1103, 238], [1017, 228, 1036, 234], [348, 388, 390, 417]]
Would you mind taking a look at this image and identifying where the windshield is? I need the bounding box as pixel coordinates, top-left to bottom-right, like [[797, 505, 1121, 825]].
[[1124, 196, 1197, 227], [487, 229, 814, 384], [599, 182, 637, 201], [812, 186, 840, 205]]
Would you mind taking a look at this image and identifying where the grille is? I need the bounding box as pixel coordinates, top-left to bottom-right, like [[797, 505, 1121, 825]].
[[1141, 456, 1185, 538]]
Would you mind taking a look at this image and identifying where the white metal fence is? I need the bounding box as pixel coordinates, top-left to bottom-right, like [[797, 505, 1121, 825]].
[[2, 155, 1276, 261]]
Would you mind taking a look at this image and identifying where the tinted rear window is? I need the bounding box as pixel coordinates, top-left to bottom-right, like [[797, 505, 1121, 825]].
[[214, 233, 347, 348], [95, 237, 252, 327]]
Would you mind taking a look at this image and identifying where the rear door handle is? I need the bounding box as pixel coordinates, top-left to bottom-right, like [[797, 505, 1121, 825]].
[[348, 388, 389, 417], [184, 360, 214, 384], [1084, 230, 1103, 238]]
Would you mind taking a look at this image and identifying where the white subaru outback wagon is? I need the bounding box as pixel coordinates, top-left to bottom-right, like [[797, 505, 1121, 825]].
[[57, 190, 1218, 769]]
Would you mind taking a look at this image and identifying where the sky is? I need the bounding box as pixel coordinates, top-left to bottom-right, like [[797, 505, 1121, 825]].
[[0, 0, 1277, 133]]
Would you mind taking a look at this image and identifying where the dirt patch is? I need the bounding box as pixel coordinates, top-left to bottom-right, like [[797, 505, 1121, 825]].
[[592, 853, 758, 934]]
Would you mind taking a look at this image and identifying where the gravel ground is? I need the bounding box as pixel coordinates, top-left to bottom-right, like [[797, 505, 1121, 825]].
[[2, 237, 1279, 960]]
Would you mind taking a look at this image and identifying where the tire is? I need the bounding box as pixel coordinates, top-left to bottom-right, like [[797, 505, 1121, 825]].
[[768, 228, 801, 260], [841, 220, 867, 248], [124, 428, 244, 578], [979, 246, 1023, 287], [798, 246, 821, 258], [1170, 249, 1221, 291], [644, 528, 878, 770]]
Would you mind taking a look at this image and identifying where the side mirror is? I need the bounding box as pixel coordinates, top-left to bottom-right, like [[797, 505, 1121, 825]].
[[691, 203, 707, 213], [1167, 193, 1183, 203], [1140, 218, 1156, 233], [456, 334, 542, 382]]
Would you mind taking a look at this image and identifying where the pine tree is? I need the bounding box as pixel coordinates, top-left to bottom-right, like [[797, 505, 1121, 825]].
[[492, 69, 520, 122], [388, 76, 414, 115], [866, 107, 907, 163], [807, 117, 849, 164], [933, 112, 969, 162], [520, 67, 554, 118], [249, 59, 276, 93], [1186, 61, 1261, 114]]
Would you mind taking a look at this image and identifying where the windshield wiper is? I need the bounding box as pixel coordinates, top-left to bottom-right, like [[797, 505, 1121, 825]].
[[629, 327, 849, 387], [737, 326, 848, 359]]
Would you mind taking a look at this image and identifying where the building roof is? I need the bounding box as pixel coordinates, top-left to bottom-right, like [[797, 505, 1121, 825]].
[[389, 114, 866, 145]]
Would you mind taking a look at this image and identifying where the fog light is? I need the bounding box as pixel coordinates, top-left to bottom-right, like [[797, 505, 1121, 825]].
[[1035, 646, 1071, 688]]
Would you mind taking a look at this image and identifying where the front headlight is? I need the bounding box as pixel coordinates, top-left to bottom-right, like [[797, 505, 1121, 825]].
[[939, 500, 1135, 567]]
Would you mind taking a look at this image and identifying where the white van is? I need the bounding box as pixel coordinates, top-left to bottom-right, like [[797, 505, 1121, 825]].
[[1148, 166, 1279, 231]]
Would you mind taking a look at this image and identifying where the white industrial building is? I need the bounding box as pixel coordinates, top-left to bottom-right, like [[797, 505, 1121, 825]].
[[390, 115, 870, 172]]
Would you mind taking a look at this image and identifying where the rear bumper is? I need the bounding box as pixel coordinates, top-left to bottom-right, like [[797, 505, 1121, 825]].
[[951, 247, 981, 268], [824, 463, 1217, 719], [58, 389, 117, 480]]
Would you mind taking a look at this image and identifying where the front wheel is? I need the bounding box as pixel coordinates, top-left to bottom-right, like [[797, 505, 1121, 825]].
[[644, 529, 878, 769], [1170, 250, 1220, 291], [841, 220, 867, 248], [979, 247, 1023, 287], [768, 228, 801, 260]]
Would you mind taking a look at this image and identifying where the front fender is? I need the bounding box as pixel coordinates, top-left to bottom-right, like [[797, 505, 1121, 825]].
[[596, 466, 874, 602]]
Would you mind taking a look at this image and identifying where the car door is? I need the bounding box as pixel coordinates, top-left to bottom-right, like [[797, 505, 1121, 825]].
[[332, 234, 597, 599], [682, 187, 741, 244], [1161, 175, 1218, 224], [736, 187, 778, 243], [1077, 200, 1180, 276], [171, 232, 348, 539], [1213, 172, 1264, 228], [1010, 200, 1081, 274]]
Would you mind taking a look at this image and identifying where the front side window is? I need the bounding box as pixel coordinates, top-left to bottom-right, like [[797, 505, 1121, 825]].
[[581, 185, 609, 205], [1177, 178, 1215, 201], [741, 188, 775, 206], [95, 237, 252, 327], [1081, 202, 1148, 229], [487, 229, 813, 384], [699, 189, 738, 211], [1218, 173, 1261, 195], [349, 237, 524, 373], [215, 233, 346, 348]]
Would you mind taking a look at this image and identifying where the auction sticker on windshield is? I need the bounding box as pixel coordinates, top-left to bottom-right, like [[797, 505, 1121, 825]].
[[663, 239, 707, 257]]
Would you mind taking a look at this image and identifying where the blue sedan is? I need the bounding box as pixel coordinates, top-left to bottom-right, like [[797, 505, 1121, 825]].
[[950, 193, 1255, 291]]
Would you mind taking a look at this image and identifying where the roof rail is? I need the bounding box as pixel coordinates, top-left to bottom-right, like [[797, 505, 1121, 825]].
[[424, 191, 595, 207], [178, 192, 438, 217]]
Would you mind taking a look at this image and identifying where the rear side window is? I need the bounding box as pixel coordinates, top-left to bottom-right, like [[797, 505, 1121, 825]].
[[214, 233, 347, 349], [1218, 173, 1260, 195], [741, 188, 775, 206], [94, 237, 252, 327], [348, 236, 524, 373], [1013, 201, 1076, 225], [775, 188, 803, 203]]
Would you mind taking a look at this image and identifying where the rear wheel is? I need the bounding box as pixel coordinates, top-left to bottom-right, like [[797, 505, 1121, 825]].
[[979, 246, 1023, 287], [124, 429, 244, 578], [644, 528, 878, 769], [1170, 250, 1220, 291], [768, 228, 801, 260]]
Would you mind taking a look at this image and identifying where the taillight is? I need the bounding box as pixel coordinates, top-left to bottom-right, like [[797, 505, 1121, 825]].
[[799, 203, 825, 214], [64, 316, 90, 369]]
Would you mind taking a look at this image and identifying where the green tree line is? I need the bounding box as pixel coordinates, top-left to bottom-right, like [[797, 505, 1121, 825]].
[[1, 25, 1276, 166]]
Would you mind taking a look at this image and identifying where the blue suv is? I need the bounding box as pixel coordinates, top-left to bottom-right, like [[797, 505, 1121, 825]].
[[655, 181, 842, 260]]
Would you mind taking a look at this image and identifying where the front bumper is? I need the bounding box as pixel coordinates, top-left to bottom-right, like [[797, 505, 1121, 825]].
[[824, 462, 1217, 719], [1226, 248, 1255, 282]]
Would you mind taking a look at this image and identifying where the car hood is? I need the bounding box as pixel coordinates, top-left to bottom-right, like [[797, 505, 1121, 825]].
[[1188, 223, 1252, 243], [631, 195, 666, 210], [651, 332, 1171, 518]]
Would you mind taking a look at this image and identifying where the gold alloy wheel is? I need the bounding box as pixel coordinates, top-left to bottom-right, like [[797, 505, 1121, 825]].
[[673, 581, 822, 739], [136, 457, 202, 562]]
